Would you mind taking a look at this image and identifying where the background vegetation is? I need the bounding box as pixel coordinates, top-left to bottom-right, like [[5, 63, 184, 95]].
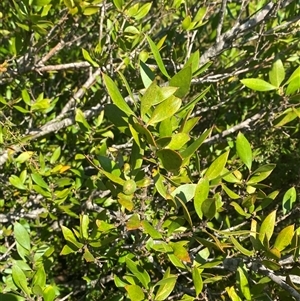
[[0, 0, 300, 300]]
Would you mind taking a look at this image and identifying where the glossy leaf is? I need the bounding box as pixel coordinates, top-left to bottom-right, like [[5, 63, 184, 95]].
[[230, 236, 254, 256], [125, 257, 150, 289], [282, 187, 297, 214], [125, 285, 145, 301], [9, 175, 27, 190], [14, 222, 31, 251], [194, 177, 210, 219], [31, 173, 49, 190], [201, 198, 217, 220], [141, 220, 162, 239], [247, 164, 276, 184], [169, 66, 192, 98], [226, 286, 242, 301], [192, 266, 203, 296], [205, 151, 229, 181], [274, 225, 294, 251], [236, 132, 252, 171], [103, 74, 135, 116], [126, 214, 141, 230], [181, 127, 212, 161], [157, 149, 183, 171], [259, 210, 276, 245], [148, 95, 181, 125], [241, 78, 277, 91], [61, 226, 83, 249], [237, 266, 251, 300], [269, 59, 285, 87], [155, 268, 177, 300], [12, 265, 31, 296], [171, 184, 196, 203], [43, 285, 56, 301]]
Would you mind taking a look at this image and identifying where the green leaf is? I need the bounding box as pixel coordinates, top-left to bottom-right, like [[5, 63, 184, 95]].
[[230, 236, 254, 256], [43, 285, 56, 301], [236, 132, 252, 171], [184, 50, 199, 73], [75, 108, 91, 130], [141, 80, 177, 120], [171, 184, 196, 203], [15, 151, 34, 163], [274, 224, 294, 251], [241, 78, 277, 91], [230, 202, 250, 218], [32, 265, 46, 288], [103, 74, 135, 116], [9, 175, 27, 190], [148, 95, 181, 125], [134, 2, 152, 20], [282, 187, 297, 214], [192, 266, 203, 296], [125, 257, 150, 289], [14, 222, 31, 251], [80, 214, 89, 240], [226, 286, 242, 301], [167, 133, 190, 150], [12, 265, 31, 296], [269, 59, 285, 87], [125, 285, 145, 301], [83, 6, 99, 16], [169, 66, 192, 98], [61, 225, 83, 249], [21, 89, 30, 105], [31, 173, 49, 190], [205, 151, 229, 181], [259, 210, 276, 245], [194, 177, 209, 219], [237, 267, 251, 300], [170, 241, 191, 262], [181, 128, 212, 161], [146, 35, 170, 79], [285, 65, 300, 85], [286, 76, 300, 95], [222, 185, 240, 199], [155, 268, 177, 301], [157, 149, 183, 171], [140, 61, 155, 88], [141, 220, 162, 239], [113, 0, 124, 10], [82, 48, 99, 67], [201, 198, 217, 220], [247, 164, 276, 184]]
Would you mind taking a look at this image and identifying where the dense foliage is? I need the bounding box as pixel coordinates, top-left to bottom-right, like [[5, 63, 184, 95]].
[[0, 0, 300, 300]]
